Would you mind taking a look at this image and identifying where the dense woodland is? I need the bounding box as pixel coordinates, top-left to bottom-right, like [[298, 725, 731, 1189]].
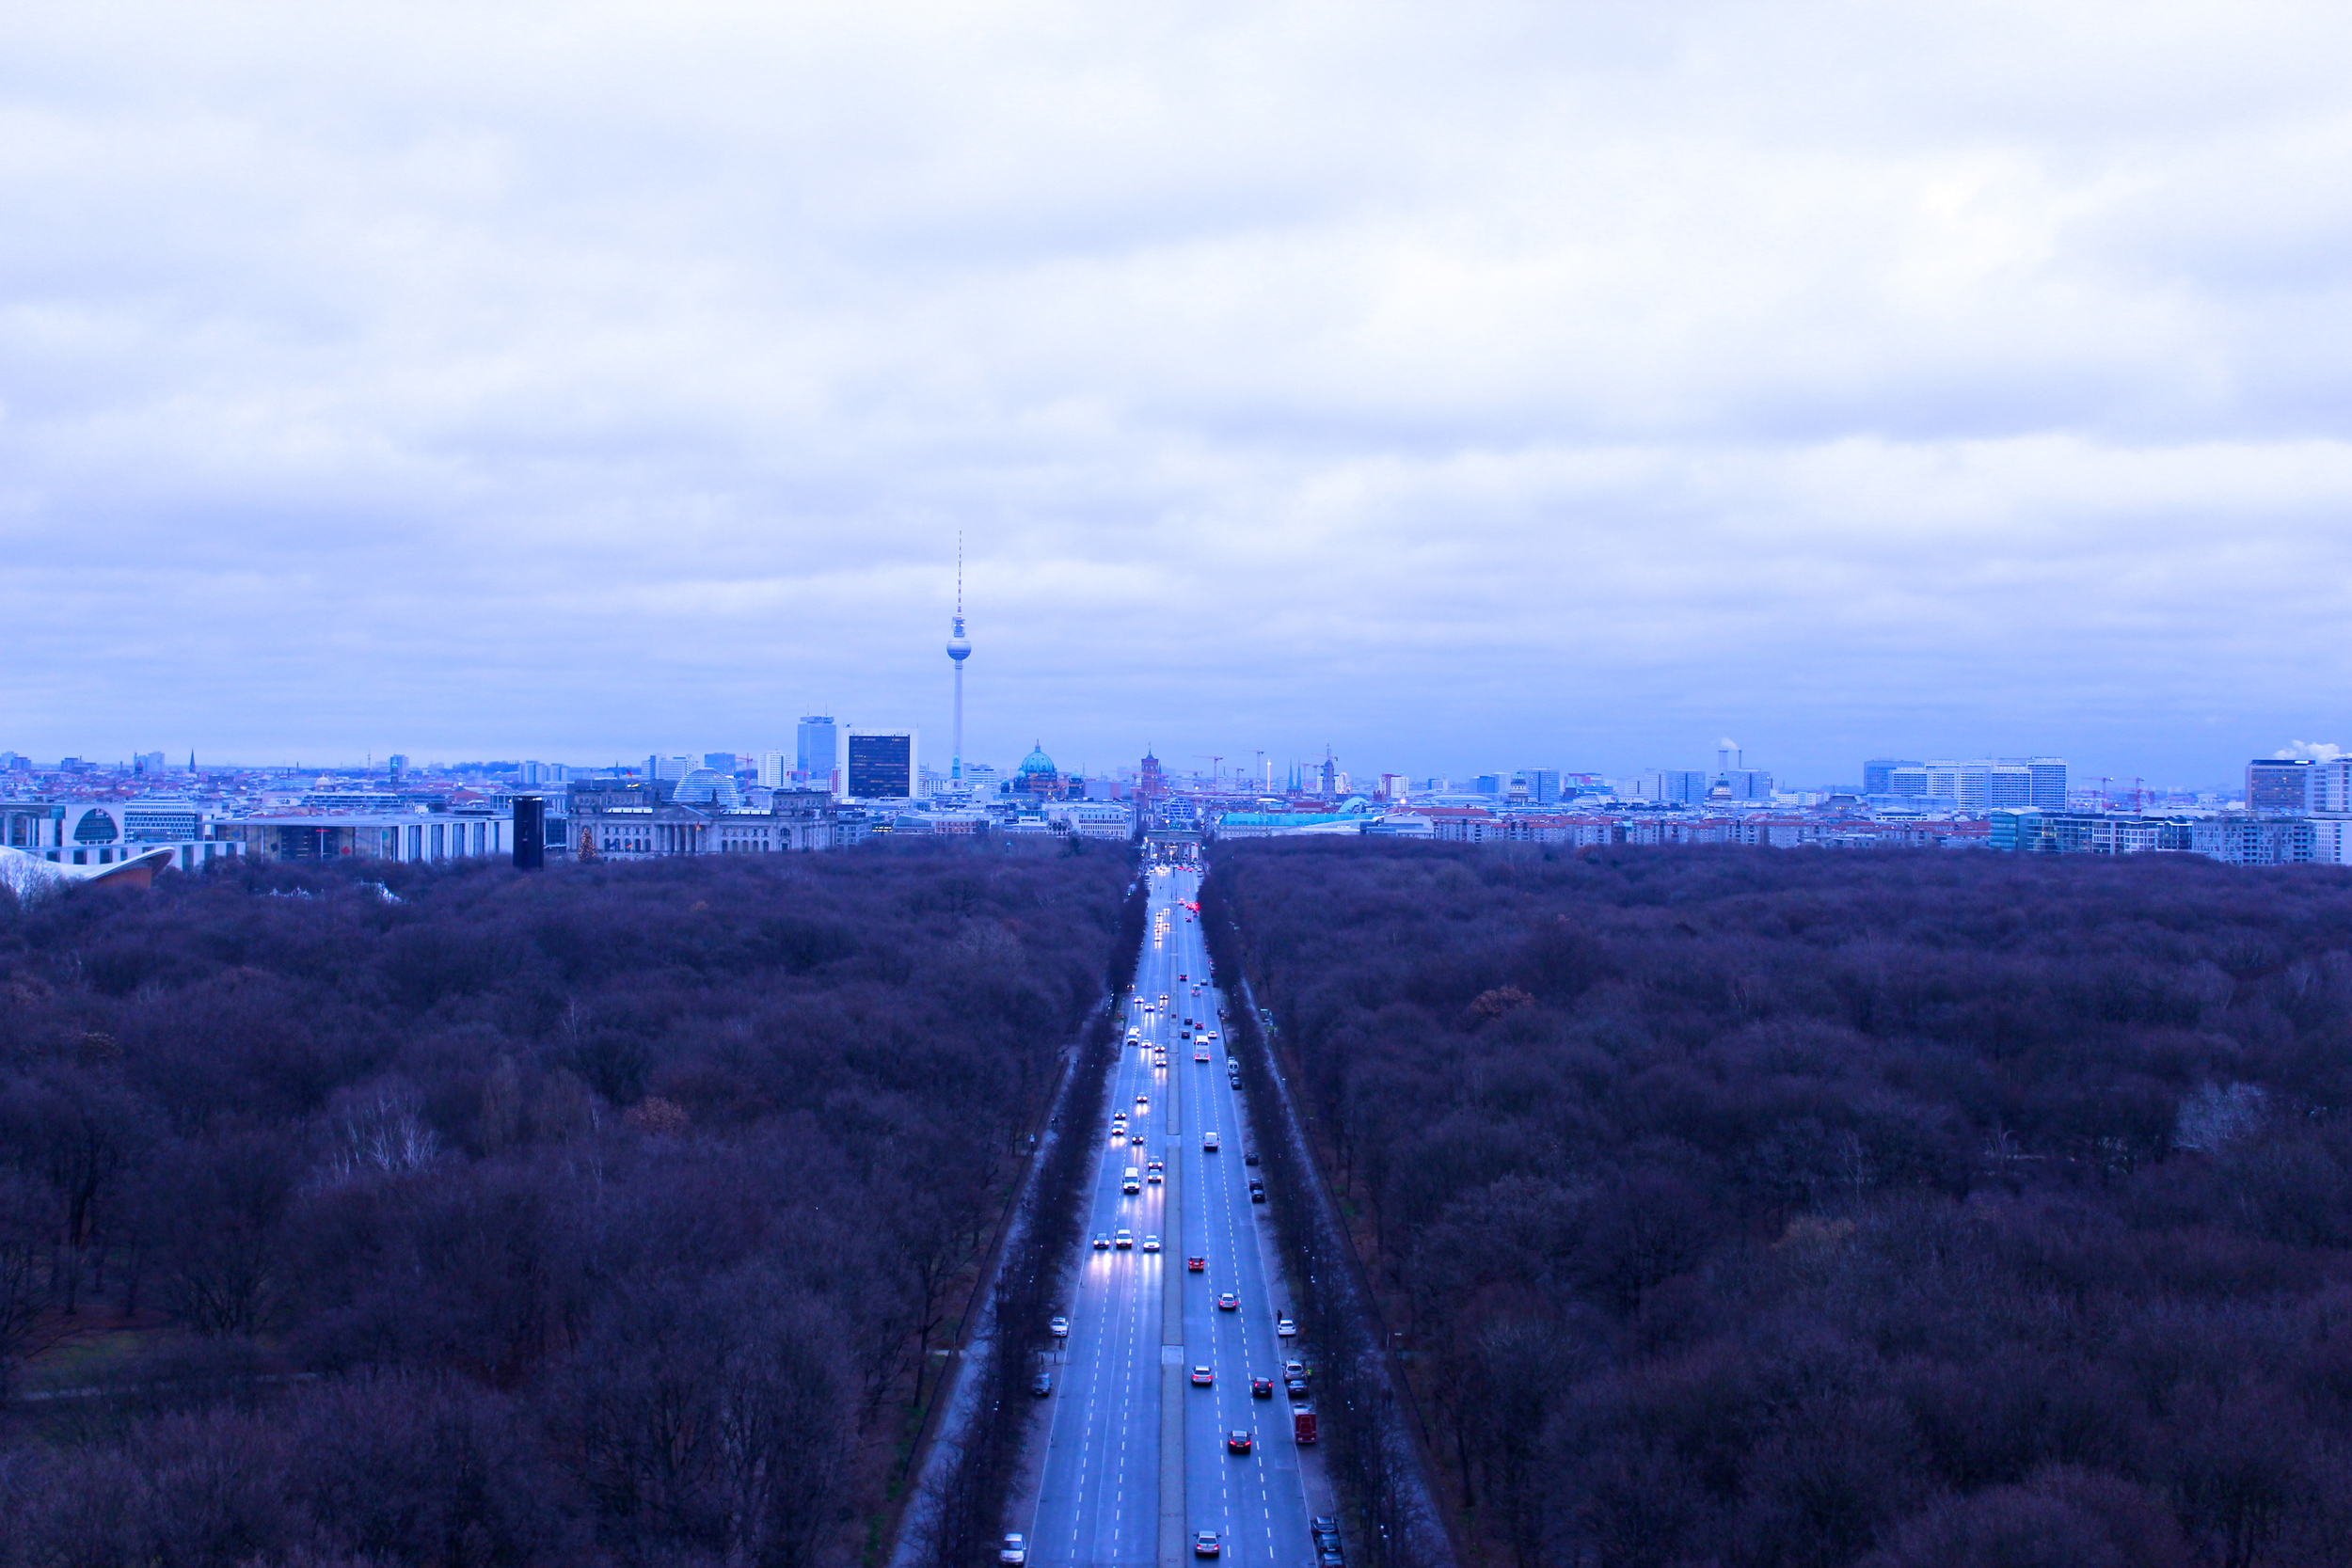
[[1207, 842, 2352, 1568], [0, 842, 1133, 1568]]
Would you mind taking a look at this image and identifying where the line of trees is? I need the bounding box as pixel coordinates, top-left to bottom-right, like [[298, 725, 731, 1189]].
[[1208, 841, 2352, 1568], [0, 841, 1131, 1568]]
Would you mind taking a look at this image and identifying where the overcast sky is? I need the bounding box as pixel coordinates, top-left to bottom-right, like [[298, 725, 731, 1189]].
[[5, 3, 2350, 787]]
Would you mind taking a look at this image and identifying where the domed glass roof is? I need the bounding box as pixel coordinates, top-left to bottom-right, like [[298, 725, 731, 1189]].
[[1016, 743, 1056, 778], [673, 768, 744, 808]]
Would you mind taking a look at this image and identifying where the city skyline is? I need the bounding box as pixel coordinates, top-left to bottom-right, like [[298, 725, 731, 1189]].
[[6, 8, 2351, 790]]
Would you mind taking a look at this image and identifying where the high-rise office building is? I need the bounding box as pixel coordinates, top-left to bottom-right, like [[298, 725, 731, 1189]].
[[2248, 758, 2315, 814], [1641, 769, 1710, 804], [2312, 758, 2352, 814], [846, 730, 916, 800], [1526, 768, 1560, 804], [757, 751, 789, 788], [1985, 764, 2033, 808], [797, 717, 838, 792], [1864, 759, 1920, 795], [2024, 758, 2067, 808], [703, 752, 736, 773], [648, 754, 692, 783]]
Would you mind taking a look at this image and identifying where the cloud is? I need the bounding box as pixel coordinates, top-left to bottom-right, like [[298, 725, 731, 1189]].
[[3, 1, 2350, 784]]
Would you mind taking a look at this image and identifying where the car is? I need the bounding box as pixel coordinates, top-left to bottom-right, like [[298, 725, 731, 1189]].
[[1001, 1534, 1027, 1566], [1190, 1365, 1214, 1386], [1115, 1229, 1134, 1249], [1217, 1291, 1239, 1311], [1312, 1516, 1341, 1536], [1202, 1132, 1219, 1151], [1276, 1315, 1296, 1337], [1148, 1168, 1163, 1184], [1317, 1545, 1343, 1568], [1178, 973, 1188, 982], [1135, 1093, 1150, 1108], [1244, 1150, 1260, 1165], [1314, 1528, 1343, 1557], [1147, 1159, 1164, 1173], [1186, 1256, 1206, 1272], [1131, 1132, 1146, 1145], [1285, 1360, 1308, 1381], [1091, 1234, 1110, 1250], [1029, 1371, 1053, 1397], [1249, 1184, 1266, 1204], [1193, 1531, 1220, 1558], [1227, 1430, 1253, 1454], [1288, 1378, 1311, 1401], [1194, 1048, 1209, 1062], [1251, 1376, 1274, 1399], [1142, 1235, 1161, 1253], [1047, 1315, 1069, 1337]]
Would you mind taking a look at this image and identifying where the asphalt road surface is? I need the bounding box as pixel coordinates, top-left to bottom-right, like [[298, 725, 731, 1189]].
[[1025, 862, 1317, 1568]]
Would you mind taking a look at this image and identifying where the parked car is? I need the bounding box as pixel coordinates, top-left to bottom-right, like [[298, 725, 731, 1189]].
[[1029, 1371, 1053, 1397], [1276, 1315, 1296, 1337], [1047, 1315, 1069, 1337], [1000, 1535, 1027, 1565]]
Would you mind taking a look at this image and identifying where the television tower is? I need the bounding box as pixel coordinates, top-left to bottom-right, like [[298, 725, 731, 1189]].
[[946, 537, 971, 784]]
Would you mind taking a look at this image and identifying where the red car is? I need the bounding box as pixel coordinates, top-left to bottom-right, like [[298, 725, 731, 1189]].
[[1186, 1256, 1206, 1272], [1190, 1365, 1214, 1386]]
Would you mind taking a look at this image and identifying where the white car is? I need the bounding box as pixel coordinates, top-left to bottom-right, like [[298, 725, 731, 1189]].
[[1048, 1315, 1070, 1337], [1276, 1315, 1296, 1338], [1001, 1535, 1027, 1566], [1141, 1234, 1161, 1253]]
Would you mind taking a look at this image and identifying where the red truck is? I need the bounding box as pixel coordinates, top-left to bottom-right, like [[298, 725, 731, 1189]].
[[1293, 1407, 1318, 1445]]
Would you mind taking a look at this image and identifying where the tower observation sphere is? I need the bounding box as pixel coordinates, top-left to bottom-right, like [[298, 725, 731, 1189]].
[[947, 616, 970, 661]]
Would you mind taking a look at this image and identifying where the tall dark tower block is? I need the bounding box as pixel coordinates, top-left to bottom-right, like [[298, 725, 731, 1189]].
[[513, 796, 545, 870]]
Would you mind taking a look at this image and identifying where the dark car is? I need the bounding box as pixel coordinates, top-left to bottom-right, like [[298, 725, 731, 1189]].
[[1029, 1371, 1053, 1397], [1244, 1150, 1260, 1165], [1226, 1430, 1253, 1454], [1311, 1517, 1341, 1536], [1250, 1376, 1274, 1399], [1287, 1378, 1310, 1401]]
